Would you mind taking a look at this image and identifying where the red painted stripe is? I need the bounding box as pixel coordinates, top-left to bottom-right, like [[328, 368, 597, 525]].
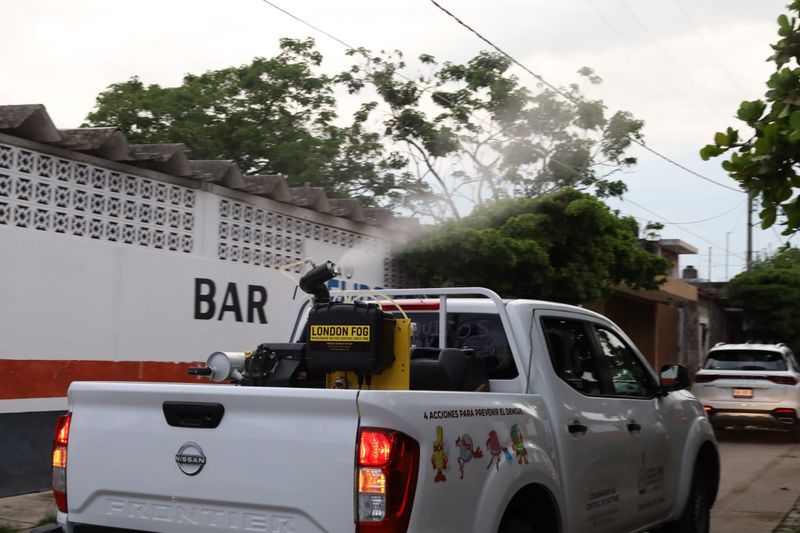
[[379, 300, 440, 311], [0, 359, 206, 400]]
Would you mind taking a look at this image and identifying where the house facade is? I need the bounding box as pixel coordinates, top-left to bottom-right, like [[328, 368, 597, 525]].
[[593, 239, 700, 372]]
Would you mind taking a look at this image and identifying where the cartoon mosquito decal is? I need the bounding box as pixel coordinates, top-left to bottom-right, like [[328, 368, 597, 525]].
[[455, 434, 484, 479], [510, 424, 529, 464], [486, 430, 511, 470], [432, 425, 449, 482]]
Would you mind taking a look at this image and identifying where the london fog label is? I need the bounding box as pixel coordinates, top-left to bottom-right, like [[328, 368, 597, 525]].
[[194, 278, 268, 324]]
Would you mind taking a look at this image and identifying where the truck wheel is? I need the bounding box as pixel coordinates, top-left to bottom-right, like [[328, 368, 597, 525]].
[[498, 485, 558, 533], [498, 516, 536, 533], [660, 464, 710, 533]]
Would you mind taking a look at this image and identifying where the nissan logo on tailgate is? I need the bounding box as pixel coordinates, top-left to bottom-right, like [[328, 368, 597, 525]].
[[175, 442, 206, 476]]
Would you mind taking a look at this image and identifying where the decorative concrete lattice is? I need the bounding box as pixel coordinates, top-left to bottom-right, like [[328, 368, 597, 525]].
[[218, 198, 390, 274], [383, 255, 412, 289], [0, 143, 195, 253]]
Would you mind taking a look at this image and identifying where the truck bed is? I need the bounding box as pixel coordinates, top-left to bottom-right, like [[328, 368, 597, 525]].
[[65, 382, 360, 532]]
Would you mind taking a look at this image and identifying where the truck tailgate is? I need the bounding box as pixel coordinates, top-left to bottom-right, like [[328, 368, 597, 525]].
[[66, 382, 359, 533]]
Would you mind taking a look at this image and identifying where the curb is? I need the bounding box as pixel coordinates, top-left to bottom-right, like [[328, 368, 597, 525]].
[[31, 526, 62, 533], [774, 494, 800, 532]]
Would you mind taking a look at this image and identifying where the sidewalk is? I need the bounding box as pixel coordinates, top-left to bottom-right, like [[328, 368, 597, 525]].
[[0, 492, 57, 532]]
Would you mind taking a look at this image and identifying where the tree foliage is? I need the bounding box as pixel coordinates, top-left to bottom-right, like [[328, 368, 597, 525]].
[[398, 189, 669, 304], [341, 50, 644, 220], [85, 38, 421, 206], [700, 2, 800, 233], [728, 247, 800, 352]]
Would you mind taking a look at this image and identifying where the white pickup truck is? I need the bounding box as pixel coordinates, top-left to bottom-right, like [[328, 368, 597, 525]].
[[48, 280, 719, 533]]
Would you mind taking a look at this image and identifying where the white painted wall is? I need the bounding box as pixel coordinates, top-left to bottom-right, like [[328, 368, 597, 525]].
[[0, 139, 406, 411]]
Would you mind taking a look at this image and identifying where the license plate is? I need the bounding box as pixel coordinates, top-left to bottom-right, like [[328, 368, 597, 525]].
[[733, 388, 753, 399]]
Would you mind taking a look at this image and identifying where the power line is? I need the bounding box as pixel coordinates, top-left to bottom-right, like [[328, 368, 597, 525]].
[[653, 199, 746, 225], [619, 208, 742, 228], [429, 0, 744, 194], [258, 0, 747, 259], [260, 0, 443, 92], [258, 0, 597, 206], [583, 0, 718, 130], [260, 0, 743, 197], [631, 142, 742, 193], [617, 0, 721, 115], [624, 197, 747, 261], [259, 0, 356, 50], [429, 0, 578, 105], [670, 0, 746, 95]]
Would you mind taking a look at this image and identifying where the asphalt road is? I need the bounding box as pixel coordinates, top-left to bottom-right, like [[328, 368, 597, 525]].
[[711, 428, 800, 533]]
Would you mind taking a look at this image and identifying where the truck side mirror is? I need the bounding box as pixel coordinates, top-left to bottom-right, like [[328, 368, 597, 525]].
[[659, 364, 689, 392]]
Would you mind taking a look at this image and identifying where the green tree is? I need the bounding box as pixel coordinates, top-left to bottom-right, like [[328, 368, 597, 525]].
[[85, 38, 421, 206], [728, 247, 800, 352], [700, 2, 800, 232], [399, 188, 669, 304], [341, 50, 644, 220]]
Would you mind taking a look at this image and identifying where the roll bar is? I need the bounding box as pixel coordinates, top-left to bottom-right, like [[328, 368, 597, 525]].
[[289, 287, 525, 384]]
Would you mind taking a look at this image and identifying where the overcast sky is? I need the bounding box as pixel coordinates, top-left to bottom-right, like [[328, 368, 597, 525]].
[[1, 0, 792, 281]]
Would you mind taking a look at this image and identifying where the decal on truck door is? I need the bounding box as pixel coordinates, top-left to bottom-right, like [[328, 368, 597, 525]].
[[510, 424, 529, 465], [455, 434, 484, 479], [422, 406, 524, 420], [485, 430, 511, 470]]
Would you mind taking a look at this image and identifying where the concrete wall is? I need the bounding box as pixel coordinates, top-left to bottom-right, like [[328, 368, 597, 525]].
[[0, 135, 412, 496], [655, 304, 680, 371], [678, 284, 745, 373]]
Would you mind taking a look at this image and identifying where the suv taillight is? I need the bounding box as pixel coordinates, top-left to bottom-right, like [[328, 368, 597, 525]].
[[694, 374, 798, 385], [357, 428, 419, 533], [694, 374, 717, 383], [52, 413, 71, 513]]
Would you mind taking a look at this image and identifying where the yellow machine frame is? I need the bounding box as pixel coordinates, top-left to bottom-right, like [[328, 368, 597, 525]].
[[325, 318, 411, 390]]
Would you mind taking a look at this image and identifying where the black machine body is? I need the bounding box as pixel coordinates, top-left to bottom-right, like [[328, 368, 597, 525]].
[[305, 300, 395, 375]]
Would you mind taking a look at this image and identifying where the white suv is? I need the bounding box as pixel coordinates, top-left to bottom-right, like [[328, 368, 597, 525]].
[[692, 342, 800, 440]]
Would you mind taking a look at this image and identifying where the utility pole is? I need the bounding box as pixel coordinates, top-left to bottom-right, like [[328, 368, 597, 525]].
[[746, 192, 753, 271], [725, 232, 730, 281], [708, 247, 712, 282]]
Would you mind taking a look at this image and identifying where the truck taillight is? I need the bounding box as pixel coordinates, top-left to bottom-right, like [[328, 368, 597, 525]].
[[357, 428, 419, 533], [52, 413, 71, 513]]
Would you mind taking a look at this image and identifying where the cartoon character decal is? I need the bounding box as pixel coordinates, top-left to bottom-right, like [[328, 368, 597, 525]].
[[510, 424, 529, 464], [455, 434, 484, 479], [486, 430, 510, 470], [431, 426, 449, 482]]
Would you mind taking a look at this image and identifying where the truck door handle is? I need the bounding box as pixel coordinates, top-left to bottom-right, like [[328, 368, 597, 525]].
[[627, 422, 642, 433], [567, 422, 588, 435]]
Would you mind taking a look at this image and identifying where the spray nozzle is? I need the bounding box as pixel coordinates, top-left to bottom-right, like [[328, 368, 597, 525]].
[[298, 261, 338, 304]]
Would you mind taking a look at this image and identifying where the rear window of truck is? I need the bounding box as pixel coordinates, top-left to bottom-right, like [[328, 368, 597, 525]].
[[704, 350, 787, 371], [405, 312, 518, 380]]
